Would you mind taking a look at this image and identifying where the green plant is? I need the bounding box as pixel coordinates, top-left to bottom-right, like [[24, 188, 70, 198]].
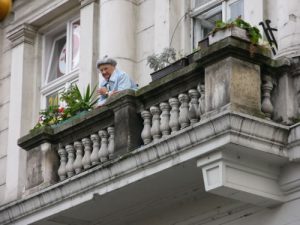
[[32, 96, 68, 130], [60, 84, 98, 117], [32, 84, 98, 131], [212, 17, 262, 45], [147, 47, 177, 72]]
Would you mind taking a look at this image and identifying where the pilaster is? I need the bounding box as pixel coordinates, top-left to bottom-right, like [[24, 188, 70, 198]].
[[5, 23, 37, 202], [78, 0, 99, 91]]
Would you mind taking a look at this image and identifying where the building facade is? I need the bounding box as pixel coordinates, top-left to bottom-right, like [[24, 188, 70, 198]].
[[1, 0, 300, 224]]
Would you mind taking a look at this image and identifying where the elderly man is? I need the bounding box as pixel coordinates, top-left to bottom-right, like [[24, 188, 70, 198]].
[[96, 56, 137, 105]]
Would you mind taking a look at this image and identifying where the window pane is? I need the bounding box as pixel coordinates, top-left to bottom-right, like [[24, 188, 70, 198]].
[[46, 88, 67, 108], [46, 92, 59, 108], [229, 0, 244, 20], [194, 9, 222, 47], [48, 36, 67, 82], [71, 20, 80, 70], [201, 11, 222, 37]]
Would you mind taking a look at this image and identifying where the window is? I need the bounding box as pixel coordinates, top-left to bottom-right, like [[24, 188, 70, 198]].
[[41, 18, 80, 108], [192, 0, 244, 48]]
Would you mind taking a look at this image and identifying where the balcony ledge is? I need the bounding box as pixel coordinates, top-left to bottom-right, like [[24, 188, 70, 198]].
[[2, 110, 289, 225]]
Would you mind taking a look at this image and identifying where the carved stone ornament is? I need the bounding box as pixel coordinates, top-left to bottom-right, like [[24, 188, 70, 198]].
[[6, 23, 37, 47]]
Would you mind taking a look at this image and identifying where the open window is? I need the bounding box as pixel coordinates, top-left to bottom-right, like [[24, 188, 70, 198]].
[[192, 0, 244, 48], [42, 18, 80, 108]]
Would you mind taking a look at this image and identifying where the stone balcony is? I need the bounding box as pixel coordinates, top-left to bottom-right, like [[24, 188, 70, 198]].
[[1, 35, 300, 225]]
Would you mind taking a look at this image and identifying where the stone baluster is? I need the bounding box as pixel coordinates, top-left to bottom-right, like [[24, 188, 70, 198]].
[[73, 141, 83, 174], [107, 127, 115, 159], [197, 83, 205, 117], [98, 130, 109, 162], [160, 102, 171, 137], [58, 144, 67, 181], [82, 138, 92, 169], [261, 75, 274, 120], [188, 89, 200, 125], [90, 134, 100, 165], [169, 98, 180, 134], [178, 93, 190, 129], [150, 106, 161, 142], [65, 144, 75, 178], [141, 110, 152, 145]]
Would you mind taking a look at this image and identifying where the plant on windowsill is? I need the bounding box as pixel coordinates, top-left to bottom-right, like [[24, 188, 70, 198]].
[[31, 84, 98, 132], [209, 17, 263, 56], [147, 47, 189, 81]]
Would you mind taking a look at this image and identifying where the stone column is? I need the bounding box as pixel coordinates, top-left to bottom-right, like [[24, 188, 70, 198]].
[[5, 24, 37, 201], [277, 0, 300, 57], [205, 57, 262, 116], [99, 0, 136, 78], [154, 0, 170, 53], [79, 0, 99, 91], [169, 0, 190, 54]]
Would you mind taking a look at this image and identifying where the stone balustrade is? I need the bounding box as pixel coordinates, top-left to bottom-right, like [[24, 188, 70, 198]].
[[18, 36, 293, 195], [57, 127, 114, 181], [141, 84, 205, 145]]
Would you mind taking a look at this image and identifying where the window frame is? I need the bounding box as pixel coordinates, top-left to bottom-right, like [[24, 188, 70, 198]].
[[191, 0, 244, 48], [41, 16, 80, 109]]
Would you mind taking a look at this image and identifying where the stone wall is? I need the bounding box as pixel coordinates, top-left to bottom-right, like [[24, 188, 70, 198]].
[[0, 22, 11, 204]]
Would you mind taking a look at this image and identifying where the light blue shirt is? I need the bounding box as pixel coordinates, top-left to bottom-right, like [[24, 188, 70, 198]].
[[98, 69, 138, 105]]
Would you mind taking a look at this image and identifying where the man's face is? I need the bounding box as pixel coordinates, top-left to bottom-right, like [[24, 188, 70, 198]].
[[99, 64, 115, 81]]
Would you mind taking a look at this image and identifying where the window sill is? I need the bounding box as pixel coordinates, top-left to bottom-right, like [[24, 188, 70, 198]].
[[41, 69, 79, 95]]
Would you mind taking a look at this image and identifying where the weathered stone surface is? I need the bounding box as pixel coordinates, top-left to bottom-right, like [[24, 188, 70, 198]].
[[26, 147, 43, 189], [205, 57, 262, 115], [106, 90, 143, 153]]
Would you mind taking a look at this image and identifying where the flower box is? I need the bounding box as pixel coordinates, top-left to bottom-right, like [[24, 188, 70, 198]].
[[150, 57, 189, 81], [208, 26, 250, 46]]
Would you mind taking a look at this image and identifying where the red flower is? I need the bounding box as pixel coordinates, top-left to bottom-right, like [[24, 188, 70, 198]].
[[58, 107, 64, 113]]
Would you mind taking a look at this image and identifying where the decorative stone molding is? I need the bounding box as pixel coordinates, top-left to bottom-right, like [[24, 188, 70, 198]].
[[6, 23, 37, 47]]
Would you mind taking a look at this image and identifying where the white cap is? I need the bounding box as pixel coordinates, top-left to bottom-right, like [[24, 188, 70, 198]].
[[96, 55, 117, 68]]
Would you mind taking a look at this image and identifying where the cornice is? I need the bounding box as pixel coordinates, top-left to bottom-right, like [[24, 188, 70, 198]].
[[6, 23, 37, 47]]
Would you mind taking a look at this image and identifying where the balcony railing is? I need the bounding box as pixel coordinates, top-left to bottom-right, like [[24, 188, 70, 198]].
[[18, 34, 292, 195]]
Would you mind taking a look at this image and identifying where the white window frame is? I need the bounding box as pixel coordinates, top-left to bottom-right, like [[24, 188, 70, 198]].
[[41, 16, 80, 109], [191, 0, 244, 48]]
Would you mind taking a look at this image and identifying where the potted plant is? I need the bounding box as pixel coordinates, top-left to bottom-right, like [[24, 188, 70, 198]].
[[208, 17, 262, 46], [31, 84, 98, 131], [147, 47, 189, 81]]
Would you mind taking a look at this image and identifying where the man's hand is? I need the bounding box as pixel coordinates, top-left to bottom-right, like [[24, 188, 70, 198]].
[[98, 87, 108, 95]]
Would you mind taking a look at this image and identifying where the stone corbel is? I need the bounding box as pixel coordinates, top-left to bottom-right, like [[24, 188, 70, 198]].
[[6, 23, 37, 48], [197, 151, 284, 207]]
